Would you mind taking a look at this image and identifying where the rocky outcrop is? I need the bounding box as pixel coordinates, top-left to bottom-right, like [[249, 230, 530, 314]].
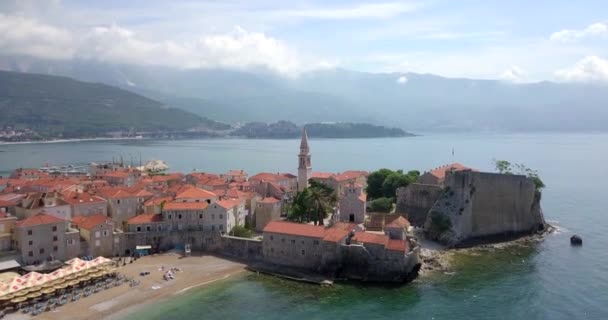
[[424, 171, 545, 247]]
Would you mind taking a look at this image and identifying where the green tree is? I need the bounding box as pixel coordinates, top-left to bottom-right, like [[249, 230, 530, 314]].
[[381, 170, 420, 198], [287, 189, 312, 223], [494, 159, 545, 191], [287, 182, 337, 225], [230, 225, 255, 238], [494, 159, 512, 174], [366, 168, 395, 199], [369, 197, 393, 213]]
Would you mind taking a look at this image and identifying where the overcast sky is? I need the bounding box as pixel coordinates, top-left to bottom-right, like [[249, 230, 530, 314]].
[[0, 0, 607, 82]]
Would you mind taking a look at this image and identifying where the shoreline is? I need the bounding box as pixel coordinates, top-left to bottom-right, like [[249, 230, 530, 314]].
[[417, 225, 556, 278], [6, 253, 246, 320], [0, 137, 147, 146]]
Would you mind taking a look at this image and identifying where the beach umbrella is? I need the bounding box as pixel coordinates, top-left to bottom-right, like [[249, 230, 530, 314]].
[[41, 288, 55, 295], [25, 292, 42, 299], [10, 296, 27, 303], [11, 289, 30, 298], [53, 283, 68, 290]]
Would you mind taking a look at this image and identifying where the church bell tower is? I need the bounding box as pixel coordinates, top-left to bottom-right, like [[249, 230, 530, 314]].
[[298, 127, 312, 191]]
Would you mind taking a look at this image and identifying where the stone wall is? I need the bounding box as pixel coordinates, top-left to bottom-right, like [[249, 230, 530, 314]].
[[424, 171, 545, 246], [395, 183, 442, 227], [121, 230, 262, 261], [338, 243, 420, 282]]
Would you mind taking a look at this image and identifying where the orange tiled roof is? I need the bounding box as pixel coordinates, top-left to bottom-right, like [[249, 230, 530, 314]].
[[72, 214, 111, 230], [175, 187, 217, 199], [215, 199, 243, 209], [322, 228, 349, 243], [127, 214, 162, 224], [334, 170, 368, 182], [386, 216, 411, 229], [259, 197, 280, 204], [352, 231, 389, 247], [97, 188, 134, 199], [263, 221, 326, 238], [103, 171, 130, 178], [61, 192, 106, 205], [387, 239, 408, 252], [428, 163, 473, 179], [249, 172, 295, 182], [143, 196, 173, 207], [311, 172, 335, 179], [332, 222, 358, 232], [16, 212, 65, 227], [163, 201, 208, 211]]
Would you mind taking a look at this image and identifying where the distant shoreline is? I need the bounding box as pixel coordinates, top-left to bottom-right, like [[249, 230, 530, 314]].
[[0, 137, 147, 145], [0, 135, 417, 146]]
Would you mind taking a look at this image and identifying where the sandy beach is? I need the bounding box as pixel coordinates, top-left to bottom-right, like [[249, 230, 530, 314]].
[[5, 253, 245, 320]]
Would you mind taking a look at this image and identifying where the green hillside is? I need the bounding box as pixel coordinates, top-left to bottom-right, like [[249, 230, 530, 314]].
[[0, 70, 228, 138]]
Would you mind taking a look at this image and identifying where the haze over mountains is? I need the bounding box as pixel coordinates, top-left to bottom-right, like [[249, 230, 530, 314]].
[[2, 55, 608, 132]]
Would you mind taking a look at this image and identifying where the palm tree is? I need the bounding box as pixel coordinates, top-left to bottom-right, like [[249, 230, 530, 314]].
[[307, 185, 337, 226]]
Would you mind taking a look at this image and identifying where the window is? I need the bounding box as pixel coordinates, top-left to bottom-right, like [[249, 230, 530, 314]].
[[114, 238, 119, 244], [281, 238, 285, 243], [270, 235, 274, 241], [168, 215, 172, 219], [270, 248, 274, 253], [136, 226, 141, 232], [53, 246, 58, 252], [53, 236, 58, 242], [211, 225, 215, 231], [178, 214, 182, 219], [27, 230, 32, 236], [301, 250, 305, 256], [199, 214, 203, 219], [117, 199, 121, 204], [52, 226, 57, 232], [212, 214, 215, 219], [95, 240, 100, 247], [219, 214, 223, 219], [103, 230, 109, 237], [291, 239, 295, 244], [39, 248, 45, 254], [28, 251, 33, 257], [28, 240, 33, 246], [95, 231, 100, 238], [67, 239, 74, 246], [146, 226, 151, 232], [219, 224, 223, 230], [313, 240, 319, 245]]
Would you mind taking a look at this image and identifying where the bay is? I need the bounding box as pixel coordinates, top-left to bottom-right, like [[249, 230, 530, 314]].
[[1, 133, 607, 319]]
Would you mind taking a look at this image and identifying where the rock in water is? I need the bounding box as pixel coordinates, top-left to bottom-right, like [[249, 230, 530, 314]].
[[570, 235, 583, 246]]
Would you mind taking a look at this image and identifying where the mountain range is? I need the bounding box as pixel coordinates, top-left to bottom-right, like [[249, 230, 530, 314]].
[[0, 70, 227, 138], [2, 55, 608, 132]]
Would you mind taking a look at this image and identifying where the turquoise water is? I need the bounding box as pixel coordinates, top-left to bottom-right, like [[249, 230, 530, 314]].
[[1, 133, 607, 319]]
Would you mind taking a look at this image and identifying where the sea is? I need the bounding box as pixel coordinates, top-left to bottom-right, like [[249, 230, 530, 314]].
[[1, 133, 607, 319]]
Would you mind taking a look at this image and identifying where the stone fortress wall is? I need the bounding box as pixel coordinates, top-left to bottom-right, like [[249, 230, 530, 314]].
[[395, 183, 443, 227], [424, 170, 545, 246]]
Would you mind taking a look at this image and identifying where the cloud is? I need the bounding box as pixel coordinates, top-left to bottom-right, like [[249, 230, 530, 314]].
[[0, 12, 312, 75], [500, 66, 527, 83], [0, 14, 73, 59], [550, 22, 608, 42], [77, 25, 307, 74], [396, 75, 408, 84], [280, 2, 420, 20], [554, 56, 608, 83]]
